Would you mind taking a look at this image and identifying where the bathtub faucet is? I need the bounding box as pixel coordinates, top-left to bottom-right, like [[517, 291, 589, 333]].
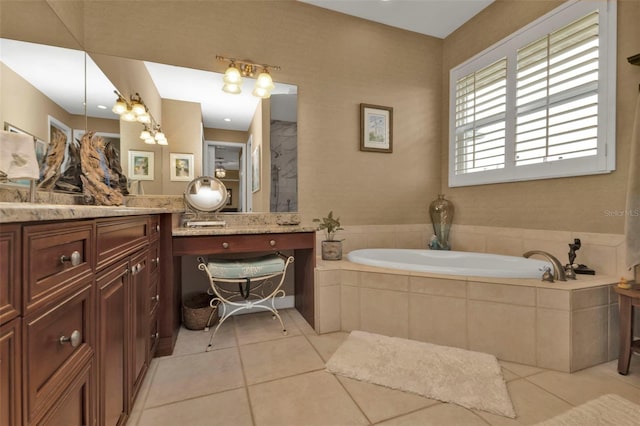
[[522, 250, 567, 282]]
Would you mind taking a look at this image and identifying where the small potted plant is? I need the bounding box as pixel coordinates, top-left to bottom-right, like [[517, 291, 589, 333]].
[[314, 211, 344, 260]]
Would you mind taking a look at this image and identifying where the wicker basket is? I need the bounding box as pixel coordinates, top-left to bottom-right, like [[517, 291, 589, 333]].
[[182, 293, 219, 330]]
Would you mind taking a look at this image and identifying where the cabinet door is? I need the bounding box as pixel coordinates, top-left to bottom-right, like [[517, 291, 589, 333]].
[[0, 317, 21, 426], [129, 249, 149, 409], [38, 359, 94, 426], [97, 260, 129, 426]]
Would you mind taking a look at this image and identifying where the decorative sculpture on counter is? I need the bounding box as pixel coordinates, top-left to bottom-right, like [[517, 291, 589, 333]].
[[103, 141, 129, 196], [80, 131, 124, 206], [38, 126, 67, 190], [429, 194, 454, 250], [55, 137, 82, 193]]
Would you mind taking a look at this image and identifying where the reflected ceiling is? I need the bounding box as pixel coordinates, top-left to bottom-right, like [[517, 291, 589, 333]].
[[1, 38, 296, 132]]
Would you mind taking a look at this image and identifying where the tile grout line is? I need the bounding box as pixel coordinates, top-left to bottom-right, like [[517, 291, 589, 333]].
[[233, 315, 259, 426]]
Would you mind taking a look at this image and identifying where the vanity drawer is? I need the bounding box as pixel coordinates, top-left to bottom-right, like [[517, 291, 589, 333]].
[[173, 232, 316, 255], [0, 223, 21, 324], [23, 281, 94, 423], [23, 221, 93, 313], [96, 217, 149, 270]]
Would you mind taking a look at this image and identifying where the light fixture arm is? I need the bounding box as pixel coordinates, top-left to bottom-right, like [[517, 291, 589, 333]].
[[216, 55, 281, 75]]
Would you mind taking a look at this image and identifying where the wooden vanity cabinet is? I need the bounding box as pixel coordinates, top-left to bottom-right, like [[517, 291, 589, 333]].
[[1, 213, 165, 426]]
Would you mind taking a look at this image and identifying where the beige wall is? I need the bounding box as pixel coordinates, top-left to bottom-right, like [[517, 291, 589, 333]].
[[5, 0, 637, 236], [77, 0, 442, 225], [441, 0, 640, 235]]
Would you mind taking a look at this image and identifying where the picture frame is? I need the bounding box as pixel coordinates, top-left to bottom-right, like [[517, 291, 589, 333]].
[[226, 188, 232, 206], [252, 144, 261, 193], [128, 150, 154, 181], [170, 153, 194, 181], [360, 103, 393, 153]]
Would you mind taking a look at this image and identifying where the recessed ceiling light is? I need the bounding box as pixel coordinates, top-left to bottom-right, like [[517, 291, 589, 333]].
[[97, 105, 107, 109], [223, 118, 231, 122]]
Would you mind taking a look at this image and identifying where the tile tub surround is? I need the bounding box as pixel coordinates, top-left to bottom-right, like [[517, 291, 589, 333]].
[[315, 260, 624, 373]]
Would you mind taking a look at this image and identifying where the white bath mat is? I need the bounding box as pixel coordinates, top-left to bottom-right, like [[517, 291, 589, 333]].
[[535, 394, 640, 426], [325, 330, 516, 418]]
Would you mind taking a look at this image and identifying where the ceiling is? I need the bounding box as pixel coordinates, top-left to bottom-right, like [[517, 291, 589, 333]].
[[300, 0, 494, 39]]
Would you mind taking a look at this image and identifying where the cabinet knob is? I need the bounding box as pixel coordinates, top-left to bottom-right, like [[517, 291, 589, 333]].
[[60, 250, 81, 266], [269, 240, 276, 247], [156, 224, 161, 232], [59, 330, 81, 348], [151, 294, 160, 302], [222, 242, 229, 249], [151, 332, 159, 340], [156, 257, 160, 265]]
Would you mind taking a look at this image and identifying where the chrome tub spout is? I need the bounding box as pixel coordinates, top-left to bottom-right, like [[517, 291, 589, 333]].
[[523, 250, 567, 282]]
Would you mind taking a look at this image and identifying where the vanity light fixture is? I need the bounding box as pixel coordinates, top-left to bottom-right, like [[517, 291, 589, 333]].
[[114, 90, 168, 146], [215, 167, 226, 178], [216, 55, 280, 99]]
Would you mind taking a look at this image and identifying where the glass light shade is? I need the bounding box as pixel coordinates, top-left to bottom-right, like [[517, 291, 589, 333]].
[[252, 86, 271, 99], [154, 131, 165, 141], [112, 100, 127, 115], [222, 83, 241, 94], [140, 130, 151, 140], [255, 71, 275, 90], [157, 138, 168, 146], [223, 64, 242, 85], [144, 137, 156, 145], [121, 110, 137, 122], [215, 168, 226, 178], [131, 101, 146, 116], [136, 112, 151, 123]]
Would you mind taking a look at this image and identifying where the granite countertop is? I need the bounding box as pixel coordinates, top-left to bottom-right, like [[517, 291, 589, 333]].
[[0, 202, 175, 223], [172, 224, 316, 236]]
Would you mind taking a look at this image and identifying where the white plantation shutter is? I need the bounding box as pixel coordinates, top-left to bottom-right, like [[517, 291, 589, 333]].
[[454, 59, 507, 174], [449, 1, 615, 187], [515, 11, 599, 166]]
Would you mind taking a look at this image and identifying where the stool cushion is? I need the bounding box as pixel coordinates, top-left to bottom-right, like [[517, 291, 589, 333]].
[[206, 255, 285, 279]]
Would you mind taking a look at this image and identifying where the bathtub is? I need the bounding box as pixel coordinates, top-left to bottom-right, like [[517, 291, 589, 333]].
[[346, 248, 552, 279]]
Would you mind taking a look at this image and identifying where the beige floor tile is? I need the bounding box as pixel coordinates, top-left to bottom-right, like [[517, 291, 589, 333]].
[[283, 308, 316, 335], [501, 367, 519, 382], [240, 335, 325, 384], [338, 376, 437, 423], [130, 359, 160, 419], [172, 322, 236, 356], [474, 378, 572, 425], [376, 403, 488, 425], [137, 388, 253, 426], [249, 370, 369, 426], [234, 311, 301, 345], [527, 367, 640, 406], [306, 331, 349, 362], [145, 347, 244, 407], [499, 361, 545, 378], [587, 358, 640, 390]]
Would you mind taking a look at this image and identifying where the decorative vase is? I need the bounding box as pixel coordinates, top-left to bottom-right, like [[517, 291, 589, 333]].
[[321, 240, 343, 260], [429, 194, 454, 250]]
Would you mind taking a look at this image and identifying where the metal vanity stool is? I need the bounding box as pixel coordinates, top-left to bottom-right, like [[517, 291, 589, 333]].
[[197, 253, 294, 350]]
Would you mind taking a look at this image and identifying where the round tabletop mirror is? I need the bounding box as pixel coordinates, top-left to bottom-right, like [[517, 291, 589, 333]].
[[184, 176, 228, 212]]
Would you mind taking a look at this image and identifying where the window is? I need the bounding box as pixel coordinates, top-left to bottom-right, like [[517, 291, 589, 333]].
[[449, 1, 616, 187]]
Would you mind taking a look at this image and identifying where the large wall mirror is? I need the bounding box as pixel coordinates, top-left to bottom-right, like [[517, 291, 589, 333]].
[[0, 5, 298, 213]]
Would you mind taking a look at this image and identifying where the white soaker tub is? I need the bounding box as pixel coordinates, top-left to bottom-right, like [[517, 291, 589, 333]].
[[346, 248, 552, 279]]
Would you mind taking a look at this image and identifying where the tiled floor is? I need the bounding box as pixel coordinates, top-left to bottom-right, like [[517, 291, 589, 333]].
[[129, 309, 640, 425]]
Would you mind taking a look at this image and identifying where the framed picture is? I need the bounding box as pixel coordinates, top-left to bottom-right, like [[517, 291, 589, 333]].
[[128, 150, 154, 180], [170, 153, 194, 181], [360, 103, 393, 153], [226, 188, 232, 206], [252, 144, 261, 193]]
